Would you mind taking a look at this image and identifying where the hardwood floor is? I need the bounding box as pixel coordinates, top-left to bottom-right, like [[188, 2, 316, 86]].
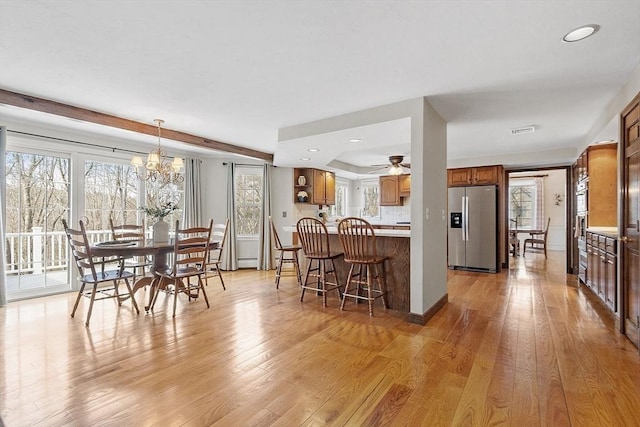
[[1, 251, 639, 426]]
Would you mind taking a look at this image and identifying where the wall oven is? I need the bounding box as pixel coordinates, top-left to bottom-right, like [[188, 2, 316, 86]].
[[576, 180, 587, 216]]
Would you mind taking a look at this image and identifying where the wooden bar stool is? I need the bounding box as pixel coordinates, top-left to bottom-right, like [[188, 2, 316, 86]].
[[269, 216, 302, 288], [296, 217, 343, 306], [337, 217, 388, 316]]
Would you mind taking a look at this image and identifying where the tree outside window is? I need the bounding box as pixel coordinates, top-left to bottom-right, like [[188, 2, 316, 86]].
[[84, 160, 184, 233], [84, 160, 139, 231], [235, 167, 263, 236], [5, 151, 70, 291], [328, 178, 348, 217], [509, 183, 535, 229]]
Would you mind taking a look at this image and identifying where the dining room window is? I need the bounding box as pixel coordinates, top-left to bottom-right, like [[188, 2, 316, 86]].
[[235, 166, 263, 237]]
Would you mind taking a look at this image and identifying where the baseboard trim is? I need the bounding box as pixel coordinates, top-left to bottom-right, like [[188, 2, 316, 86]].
[[407, 293, 448, 325]]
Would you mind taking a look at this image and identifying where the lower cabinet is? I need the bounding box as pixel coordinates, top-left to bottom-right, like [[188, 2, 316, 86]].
[[585, 231, 617, 312]]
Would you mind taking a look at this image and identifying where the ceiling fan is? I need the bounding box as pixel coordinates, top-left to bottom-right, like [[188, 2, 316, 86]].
[[370, 155, 411, 175]]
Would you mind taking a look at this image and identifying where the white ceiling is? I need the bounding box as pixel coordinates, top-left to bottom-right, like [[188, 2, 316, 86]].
[[1, 1, 639, 173]]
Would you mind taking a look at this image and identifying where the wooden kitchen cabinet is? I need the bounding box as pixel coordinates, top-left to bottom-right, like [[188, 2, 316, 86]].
[[313, 169, 335, 205], [585, 231, 617, 312], [380, 174, 411, 206], [584, 143, 617, 226], [447, 165, 502, 187], [293, 168, 335, 206], [447, 168, 472, 186], [604, 238, 617, 311], [399, 174, 411, 196], [472, 166, 500, 185], [380, 175, 401, 206]]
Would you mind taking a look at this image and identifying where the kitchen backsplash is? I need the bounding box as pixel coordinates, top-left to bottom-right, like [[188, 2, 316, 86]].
[[293, 196, 411, 224], [378, 196, 411, 223]]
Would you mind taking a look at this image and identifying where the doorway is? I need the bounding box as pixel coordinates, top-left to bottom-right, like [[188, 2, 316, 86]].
[[506, 167, 571, 273]]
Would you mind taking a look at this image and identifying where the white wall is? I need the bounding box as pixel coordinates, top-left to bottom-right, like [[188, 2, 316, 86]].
[[271, 166, 294, 246], [543, 169, 567, 251]]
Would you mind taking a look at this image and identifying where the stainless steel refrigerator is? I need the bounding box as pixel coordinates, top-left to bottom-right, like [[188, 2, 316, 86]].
[[448, 185, 497, 272]]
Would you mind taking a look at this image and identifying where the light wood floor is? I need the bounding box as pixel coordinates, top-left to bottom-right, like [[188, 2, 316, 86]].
[[1, 251, 639, 426]]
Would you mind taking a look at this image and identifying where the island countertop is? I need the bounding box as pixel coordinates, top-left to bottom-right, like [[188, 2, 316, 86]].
[[283, 223, 411, 312]]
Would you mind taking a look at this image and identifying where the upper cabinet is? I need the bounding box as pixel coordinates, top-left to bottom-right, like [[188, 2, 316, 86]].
[[447, 165, 502, 187], [380, 174, 410, 206], [447, 168, 472, 186], [293, 168, 335, 206], [313, 168, 335, 205], [580, 143, 617, 226], [399, 174, 411, 197]]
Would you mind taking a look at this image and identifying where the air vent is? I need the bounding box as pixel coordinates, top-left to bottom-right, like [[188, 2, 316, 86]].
[[511, 125, 536, 135]]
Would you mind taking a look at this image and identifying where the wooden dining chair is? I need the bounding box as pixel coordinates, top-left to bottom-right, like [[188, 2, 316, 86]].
[[109, 219, 151, 283], [150, 219, 213, 317], [523, 217, 551, 258], [509, 217, 520, 257], [204, 219, 229, 290], [296, 217, 343, 306], [269, 215, 302, 288], [337, 217, 388, 316], [62, 219, 140, 326]]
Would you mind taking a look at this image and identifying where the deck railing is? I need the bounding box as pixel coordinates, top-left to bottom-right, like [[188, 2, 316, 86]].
[[5, 228, 113, 275]]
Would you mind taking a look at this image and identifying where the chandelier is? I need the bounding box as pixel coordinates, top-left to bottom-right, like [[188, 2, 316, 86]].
[[131, 119, 184, 184]]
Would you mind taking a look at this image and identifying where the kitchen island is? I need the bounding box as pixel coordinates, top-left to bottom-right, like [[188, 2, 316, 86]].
[[283, 225, 411, 313]]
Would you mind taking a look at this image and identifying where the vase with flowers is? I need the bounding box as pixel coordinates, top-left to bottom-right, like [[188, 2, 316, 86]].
[[141, 202, 179, 242]]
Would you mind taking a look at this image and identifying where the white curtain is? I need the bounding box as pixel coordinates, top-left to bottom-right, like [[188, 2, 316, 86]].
[[0, 127, 8, 306], [183, 158, 202, 227], [257, 164, 274, 270], [223, 162, 238, 270], [534, 177, 545, 230]]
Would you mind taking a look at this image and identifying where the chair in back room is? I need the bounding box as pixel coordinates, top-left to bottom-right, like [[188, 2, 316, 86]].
[[269, 215, 302, 288], [523, 217, 551, 258]]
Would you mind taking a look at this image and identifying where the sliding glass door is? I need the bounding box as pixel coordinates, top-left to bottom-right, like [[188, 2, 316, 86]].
[[5, 151, 70, 299]]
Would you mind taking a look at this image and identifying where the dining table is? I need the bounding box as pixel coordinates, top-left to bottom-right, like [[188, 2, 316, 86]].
[[91, 239, 219, 311], [509, 228, 544, 256]]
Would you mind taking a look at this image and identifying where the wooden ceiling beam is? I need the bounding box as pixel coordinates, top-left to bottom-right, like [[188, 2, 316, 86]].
[[0, 89, 274, 162]]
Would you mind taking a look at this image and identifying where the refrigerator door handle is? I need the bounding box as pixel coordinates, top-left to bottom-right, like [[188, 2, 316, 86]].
[[462, 196, 468, 241], [465, 196, 470, 242]]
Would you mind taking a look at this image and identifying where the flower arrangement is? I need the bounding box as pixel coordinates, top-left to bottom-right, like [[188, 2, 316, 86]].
[[141, 201, 179, 219]]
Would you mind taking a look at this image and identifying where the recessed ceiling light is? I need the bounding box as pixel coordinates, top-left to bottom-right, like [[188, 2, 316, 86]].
[[307, 148, 319, 152], [348, 138, 362, 143], [563, 25, 599, 43], [300, 157, 310, 161]]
